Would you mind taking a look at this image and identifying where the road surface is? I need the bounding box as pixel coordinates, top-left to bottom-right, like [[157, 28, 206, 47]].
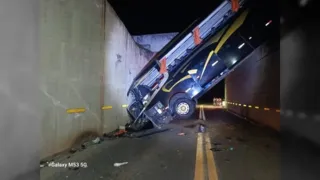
[[40, 106, 280, 180]]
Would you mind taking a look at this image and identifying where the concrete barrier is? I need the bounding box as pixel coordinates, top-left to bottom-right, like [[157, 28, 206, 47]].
[[40, 0, 149, 159]]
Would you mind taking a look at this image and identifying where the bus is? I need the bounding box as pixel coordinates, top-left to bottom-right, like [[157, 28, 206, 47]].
[[125, 0, 278, 130]]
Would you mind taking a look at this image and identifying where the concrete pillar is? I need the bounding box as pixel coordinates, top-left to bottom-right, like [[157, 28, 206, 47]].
[[0, 0, 40, 179]]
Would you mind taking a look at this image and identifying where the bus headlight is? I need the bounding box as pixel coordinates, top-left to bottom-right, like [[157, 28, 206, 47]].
[[154, 102, 164, 114], [142, 94, 150, 105], [156, 108, 163, 114]]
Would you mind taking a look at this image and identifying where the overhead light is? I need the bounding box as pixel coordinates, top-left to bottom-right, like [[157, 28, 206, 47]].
[[249, 36, 252, 40], [185, 87, 192, 92], [211, 60, 218, 67], [238, 43, 245, 49], [220, 72, 224, 76], [232, 59, 237, 64], [265, 20, 272, 26]]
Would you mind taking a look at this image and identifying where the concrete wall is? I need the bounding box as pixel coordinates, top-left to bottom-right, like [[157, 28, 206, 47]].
[[225, 41, 280, 131], [133, 32, 178, 52], [281, 20, 320, 145], [0, 0, 39, 179], [102, 3, 150, 133], [40, 0, 149, 159]]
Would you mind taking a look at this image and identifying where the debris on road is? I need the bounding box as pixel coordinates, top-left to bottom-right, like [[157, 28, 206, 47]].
[[69, 148, 77, 154], [213, 142, 222, 146], [103, 129, 127, 139], [210, 147, 234, 152], [114, 129, 127, 136], [211, 147, 223, 152], [178, 132, 186, 136], [103, 126, 171, 139], [92, 137, 101, 144], [81, 144, 86, 149], [199, 125, 206, 133], [114, 162, 128, 167]]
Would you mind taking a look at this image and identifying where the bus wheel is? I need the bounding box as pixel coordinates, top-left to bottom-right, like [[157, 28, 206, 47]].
[[172, 98, 195, 119]]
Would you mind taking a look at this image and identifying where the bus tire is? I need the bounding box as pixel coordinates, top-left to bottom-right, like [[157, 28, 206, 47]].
[[171, 97, 196, 119]]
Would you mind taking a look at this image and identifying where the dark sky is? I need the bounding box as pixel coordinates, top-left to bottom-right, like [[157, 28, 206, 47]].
[[108, 0, 225, 101], [108, 0, 223, 35]]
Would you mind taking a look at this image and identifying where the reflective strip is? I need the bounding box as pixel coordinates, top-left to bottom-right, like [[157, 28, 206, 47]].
[[66, 108, 86, 114], [102, 106, 112, 110]]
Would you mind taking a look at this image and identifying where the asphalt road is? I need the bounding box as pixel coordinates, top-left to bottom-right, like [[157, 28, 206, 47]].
[[40, 106, 280, 180]]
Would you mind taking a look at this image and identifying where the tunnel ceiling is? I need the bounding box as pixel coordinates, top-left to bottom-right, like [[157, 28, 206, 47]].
[[108, 0, 223, 35]]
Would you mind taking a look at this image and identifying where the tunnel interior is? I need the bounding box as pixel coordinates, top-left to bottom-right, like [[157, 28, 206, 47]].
[[3, 0, 319, 179]]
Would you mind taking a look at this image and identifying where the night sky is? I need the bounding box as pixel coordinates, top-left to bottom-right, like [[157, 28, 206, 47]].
[[108, 0, 225, 102]]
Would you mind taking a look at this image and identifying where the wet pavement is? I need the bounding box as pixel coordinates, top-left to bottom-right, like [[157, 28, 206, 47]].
[[40, 107, 280, 180]]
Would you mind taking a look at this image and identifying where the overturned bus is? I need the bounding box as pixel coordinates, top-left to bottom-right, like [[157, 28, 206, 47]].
[[126, 0, 277, 130]]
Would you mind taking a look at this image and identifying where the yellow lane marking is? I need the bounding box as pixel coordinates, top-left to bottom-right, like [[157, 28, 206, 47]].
[[194, 133, 205, 180], [205, 133, 219, 180], [66, 108, 86, 114], [102, 106, 112, 110]]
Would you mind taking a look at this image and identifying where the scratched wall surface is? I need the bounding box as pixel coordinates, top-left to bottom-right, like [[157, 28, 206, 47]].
[[132, 32, 178, 52], [225, 41, 280, 131], [103, 5, 150, 132], [40, 0, 149, 159]]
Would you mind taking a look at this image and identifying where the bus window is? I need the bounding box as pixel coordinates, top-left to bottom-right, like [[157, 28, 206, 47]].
[[217, 32, 254, 68], [198, 54, 227, 87], [237, 8, 276, 48]]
